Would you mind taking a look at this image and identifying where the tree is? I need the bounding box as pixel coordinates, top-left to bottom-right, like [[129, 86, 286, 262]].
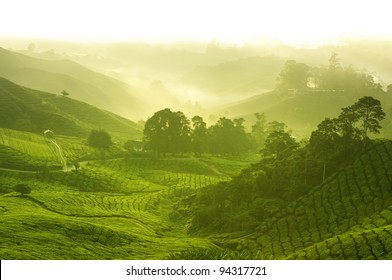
[[276, 60, 309, 90], [251, 112, 267, 150], [337, 106, 361, 142], [143, 108, 191, 155], [266, 121, 286, 135], [349, 96, 385, 148], [87, 130, 112, 148], [262, 129, 299, 158], [61, 90, 70, 97], [309, 118, 341, 182], [14, 184, 31, 195], [328, 52, 341, 70], [208, 117, 250, 154], [191, 115, 208, 155]]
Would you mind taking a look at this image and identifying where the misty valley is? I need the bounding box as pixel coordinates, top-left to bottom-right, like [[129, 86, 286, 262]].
[[1, 40, 392, 260]]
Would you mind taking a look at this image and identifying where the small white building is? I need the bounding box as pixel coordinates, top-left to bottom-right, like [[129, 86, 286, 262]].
[[44, 129, 54, 138]]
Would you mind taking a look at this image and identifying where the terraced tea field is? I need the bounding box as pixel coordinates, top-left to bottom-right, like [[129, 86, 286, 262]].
[[0, 143, 255, 259], [0, 128, 62, 170], [234, 141, 392, 259], [2, 127, 392, 259]]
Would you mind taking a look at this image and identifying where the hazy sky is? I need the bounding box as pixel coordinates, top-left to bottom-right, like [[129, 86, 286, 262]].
[[1, 0, 392, 45]]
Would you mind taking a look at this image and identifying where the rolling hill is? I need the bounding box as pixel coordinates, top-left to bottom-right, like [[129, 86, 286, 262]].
[[217, 89, 392, 138], [237, 140, 392, 259], [0, 47, 146, 119], [0, 76, 142, 141], [182, 56, 285, 95], [174, 141, 392, 260], [0, 146, 256, 259]]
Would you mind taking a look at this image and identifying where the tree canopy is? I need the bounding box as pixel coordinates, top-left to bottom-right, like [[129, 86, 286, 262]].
[[144, 109, 252, 155], [143, 108, 191, 155], [87, 129, 112, 148]]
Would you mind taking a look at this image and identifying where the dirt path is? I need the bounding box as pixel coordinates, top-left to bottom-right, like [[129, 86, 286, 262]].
[[0, 140, 90, 173], [49, 140, 68, 171], [0, 167, 40, 173]]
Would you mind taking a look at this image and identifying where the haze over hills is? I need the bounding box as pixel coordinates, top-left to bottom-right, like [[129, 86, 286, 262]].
[[215, 89, 392, 138], [182, 56, 285, 95], [3, 39, 392, 123], [0, 76, 142, 141], [2, 37, 392, 261], [0, 47, 146, 120]]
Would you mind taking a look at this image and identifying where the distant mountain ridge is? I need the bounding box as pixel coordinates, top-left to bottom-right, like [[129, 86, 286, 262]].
[[0, 47, 145, 119], [0, 76, 142, 141], [182, 56, 285, 95], [216, 88, 392, 138]]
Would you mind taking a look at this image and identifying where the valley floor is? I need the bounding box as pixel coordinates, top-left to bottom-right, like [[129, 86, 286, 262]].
[[0, 153, 255, 259]]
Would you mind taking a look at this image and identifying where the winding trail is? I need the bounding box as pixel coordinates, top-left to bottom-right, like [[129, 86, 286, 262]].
[[0, 139, 86, 173], [0, 167, 40, 173], [49, 139, 68, 171]]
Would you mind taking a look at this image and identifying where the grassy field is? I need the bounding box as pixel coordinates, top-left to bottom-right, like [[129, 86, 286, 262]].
[[2, 127, 392, 259], [0, 133, 256, 259], [226, 141, 392, 260], [0, 128, 61, 170]]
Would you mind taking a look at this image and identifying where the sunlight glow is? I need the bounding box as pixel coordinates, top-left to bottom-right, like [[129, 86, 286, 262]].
[[1, 0, 391, 44]]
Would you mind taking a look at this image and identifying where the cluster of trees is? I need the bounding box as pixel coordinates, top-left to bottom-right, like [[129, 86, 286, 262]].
[[143, 108, 300, 156], [189, 96, 386, 233], [309, 95, 385, 177], [143, 108, 253, 155], [276, 54, 383, 94]]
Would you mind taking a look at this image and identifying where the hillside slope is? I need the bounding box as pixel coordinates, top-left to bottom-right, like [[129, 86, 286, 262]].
[[236, 141, 392, 259], [217, 89, 392, 137], [0, 47, 145, 119], [0, 76, 142, 141], [183, 56, 285, 95], [0, 152, 256, 259]]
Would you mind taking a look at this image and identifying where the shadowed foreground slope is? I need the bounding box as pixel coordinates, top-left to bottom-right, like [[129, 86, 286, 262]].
[[237, 141, 392, 259]]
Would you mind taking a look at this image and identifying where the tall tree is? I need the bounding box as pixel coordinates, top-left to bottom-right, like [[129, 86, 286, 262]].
[[251, 112, 268, 150], [208, 117, 250, 154], [144, 108, 191, 155], [276, 60, 309, 90], [349, 96, 385, 148], [262, 129, 299, 159], [309, 117, 341, 182], [191, 115, 208, 155]]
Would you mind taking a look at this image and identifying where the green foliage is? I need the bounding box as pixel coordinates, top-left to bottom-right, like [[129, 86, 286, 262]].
[[144, 109, 252, 156], [276, 60, 309, 90], [0, 47, 144, 120], [250, 112, 267, 150], [0, 128, 62, 170], [262, 129, 299, 158], [208, 117, 251, 155], [14, 184, 31, 195], [87, 130, 112, 149], [166, 247, 261, 260], [0, 76, 142, 141], [0, 141, 253, 259], [191, 115, 208, 155], [188, 98, 391, 261], [144, 108, 191, 154]]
